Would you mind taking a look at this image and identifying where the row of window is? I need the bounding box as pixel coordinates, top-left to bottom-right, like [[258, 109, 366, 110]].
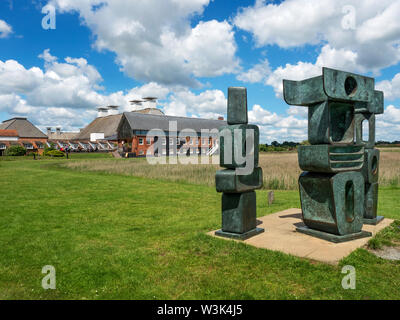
[[138, 137, 216, 146], [138, 147, 211, 156], [0, 143, 43, 149]]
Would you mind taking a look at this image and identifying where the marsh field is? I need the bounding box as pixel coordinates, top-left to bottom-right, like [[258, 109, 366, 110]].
[[61, 150, 400, 190]]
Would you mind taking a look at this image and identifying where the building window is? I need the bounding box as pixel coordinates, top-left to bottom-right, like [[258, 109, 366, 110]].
[[190, 139, 193, 145], [0, 144, 6, 150], [162, 138, 166, 145], [139, 138, 144, 145], [24, 143, 34, 150], [170, 138, 174, 145], [202, 139, 206, 145], [146, 137, 151, 145], [139, 150, 144, 155]]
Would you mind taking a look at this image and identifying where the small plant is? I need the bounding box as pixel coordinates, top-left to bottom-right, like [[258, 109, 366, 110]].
[[5, 145, 26, 156], [367, 238, 382, 250], [368, 220, 400, 250], [47, 150, 65, 157]]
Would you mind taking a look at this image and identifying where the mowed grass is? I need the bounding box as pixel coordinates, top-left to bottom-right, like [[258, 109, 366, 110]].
[[0, 156, 400, 300], [60, 150, 400, 190]]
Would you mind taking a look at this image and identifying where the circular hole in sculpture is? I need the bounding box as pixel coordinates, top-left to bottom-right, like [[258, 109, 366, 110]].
[[345, 76, 358, 96]]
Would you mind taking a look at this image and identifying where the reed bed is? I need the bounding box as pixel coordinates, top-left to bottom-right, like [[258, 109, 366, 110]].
[[61, 151, 400, 190]]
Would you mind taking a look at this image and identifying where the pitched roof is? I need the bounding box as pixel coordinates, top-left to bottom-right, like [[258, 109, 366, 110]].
[[75, 114, 122, 140], [132, 108, 165, 115], [0, 118, 47, 138], [48, 132, 79, 140], [122, 112, 227, 133], [0, 129, 19, 137]]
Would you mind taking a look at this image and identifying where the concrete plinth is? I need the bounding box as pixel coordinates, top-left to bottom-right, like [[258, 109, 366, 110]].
[[215, 228, 264, 241], [208, 208, 394, 265], [296, 226, 372, 243], [363, 216, 385, 225]]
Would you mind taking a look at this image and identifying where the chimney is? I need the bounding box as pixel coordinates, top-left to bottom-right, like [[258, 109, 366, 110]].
[[218, 116, 224, 121], [97, 107, 108, 118], [130, 100, 144, 111], [47, 127, 52, 135], [56, 127, 61, 135], [143, 97, 157, 109], [107, 106, 119, 116]]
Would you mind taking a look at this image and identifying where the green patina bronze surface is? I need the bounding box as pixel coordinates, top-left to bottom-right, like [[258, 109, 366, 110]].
[[215, 87, 264, 240], [219, 124, 259, 169], [299, 171, 365, 235], [298, 145, 364, 173], [283, 67, 385, 242], [227, 87, 248, 125], [216, 167, 263, 193]]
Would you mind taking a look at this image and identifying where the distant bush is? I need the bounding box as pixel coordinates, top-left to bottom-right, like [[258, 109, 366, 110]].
[[43, 144, 56, 156], [46, 150, 65, 157], [5, 145, 26, 156], [259, 145, 294, 152]]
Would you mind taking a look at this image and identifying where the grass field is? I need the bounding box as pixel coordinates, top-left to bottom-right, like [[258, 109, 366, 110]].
[[0, 154, 400, 299], [59, 150, 400, 190]]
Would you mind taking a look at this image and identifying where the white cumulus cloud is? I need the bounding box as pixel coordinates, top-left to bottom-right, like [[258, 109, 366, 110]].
[[49, 0, 239, 87], [0, 19, 12, 38], [234, 0, 400, 72]]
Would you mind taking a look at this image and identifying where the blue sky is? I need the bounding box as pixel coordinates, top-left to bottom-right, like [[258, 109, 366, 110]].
[[0, 0, 400, 142]]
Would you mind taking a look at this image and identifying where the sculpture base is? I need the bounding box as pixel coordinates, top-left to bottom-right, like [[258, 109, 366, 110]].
[[215, 228, 264, 241], [363, 216, 384, 225], [296, 226, 372, 243]]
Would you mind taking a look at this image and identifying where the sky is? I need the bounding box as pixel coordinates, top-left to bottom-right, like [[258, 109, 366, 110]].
[[0, 0, 400, 143]]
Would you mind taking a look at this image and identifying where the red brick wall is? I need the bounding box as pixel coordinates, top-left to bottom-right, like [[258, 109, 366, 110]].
[[130, 135, 216, 157], [20, 138, 48, 155]]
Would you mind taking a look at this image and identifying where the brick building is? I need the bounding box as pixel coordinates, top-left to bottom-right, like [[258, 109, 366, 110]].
[[117, 112, 226, 157], [0, 118, 48, 155]]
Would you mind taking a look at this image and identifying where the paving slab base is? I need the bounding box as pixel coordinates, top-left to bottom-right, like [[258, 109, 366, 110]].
[[296, 226, 372, 243], [208, 208, 394, 264], [215, 228, 264, 240], [363, 216, 385, 225]]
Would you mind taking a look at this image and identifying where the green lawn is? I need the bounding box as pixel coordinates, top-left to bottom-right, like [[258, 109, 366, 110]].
[[0, 157, 399, 300]]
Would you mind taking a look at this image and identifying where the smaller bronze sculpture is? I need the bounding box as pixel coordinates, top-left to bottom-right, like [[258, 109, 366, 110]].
[[215, 87, 264, 240]]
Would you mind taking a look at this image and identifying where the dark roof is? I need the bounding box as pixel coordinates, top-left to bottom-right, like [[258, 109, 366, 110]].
[[0, 118, 47, 138], [122, 112, 227, 133], [75, 114, 122, 140], [105, 134, 118, 141]]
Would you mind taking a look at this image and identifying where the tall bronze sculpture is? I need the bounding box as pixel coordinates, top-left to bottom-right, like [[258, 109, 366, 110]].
[[283, 67, 384, 242], [215, 87, 264, 240]]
